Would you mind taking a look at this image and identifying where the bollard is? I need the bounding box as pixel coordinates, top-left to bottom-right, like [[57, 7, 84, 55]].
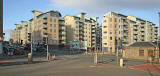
[[94, 52, 98, 64], [149, 57, 152, 64], [47, 53, 51, 61], [120, 58, 123, 67], [28, 53, 32, 62], [52, 54, 56, 61]]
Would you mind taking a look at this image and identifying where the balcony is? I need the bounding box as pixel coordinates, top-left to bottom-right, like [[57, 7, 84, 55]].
[[123, 22, 128, 25], [124, 27, 128, 30], [43, 17, 47, 19], [155, 30, 158, 32], [43, 32, 48, 35], [92, 41, 96, 43], [43, 20, 47, 24], [92, 34, 96, 37], [141, 25, 145, 28], [59, 21, 65, 25], [141, 29, 145, 32], [92, 30, 96, 32], [133, 24, 138, 26], [133, 27, 138, 30], [59, 37, 66, 40], [155, 33, 158, 35], [133, 31, 138, 35], [59, 27, 65, 30], [43, 25, 47, 29], [141, 33, 145, 35], [124, 33, 128, 36], [60, 32, 65, 35]]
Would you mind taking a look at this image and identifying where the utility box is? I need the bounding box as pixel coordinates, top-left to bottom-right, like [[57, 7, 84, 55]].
[[120, 58, 123, 67]]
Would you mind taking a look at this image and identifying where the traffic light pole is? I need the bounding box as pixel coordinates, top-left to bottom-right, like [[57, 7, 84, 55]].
[[31, 33, 33, 57], [46, 36, 49, 60]]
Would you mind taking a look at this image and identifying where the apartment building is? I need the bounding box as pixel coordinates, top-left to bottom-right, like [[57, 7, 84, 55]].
[[13, 21, 29, 45], [102, 11, 158, 54], [20, 21, 28, 44], [96, 25, 102, 50], [13, 24, 22, 44], [29, 10, 66, 46], [64, 13, 98, 50]]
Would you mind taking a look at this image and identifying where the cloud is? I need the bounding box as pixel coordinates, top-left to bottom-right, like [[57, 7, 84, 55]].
[[50, 0, 160, 15]]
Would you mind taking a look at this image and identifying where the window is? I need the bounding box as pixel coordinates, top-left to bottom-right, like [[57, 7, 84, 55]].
[[110, 47, 112, 52], [110, 42, 112, 46], [110, 31, 112, 34], [104, 31, 107, 34], [104, 20, 107, 22], [115, 24, 117, 28], [54, 34, 56, 38], [50, 24, 52, 27], [110, 37, 112, 40], [103, 36, 107, 39], [54, 19, 56, 22], [54, 29, 56, 33], [54, 24, 56, 27], [115, 31, 117, 34], [148, 50, 153, 56], [110, 24, 112, 28], [110, 18, 112, 22], [104, 43, 107, 45], [50, 18, 52, 22], [139, 50, 144, 56], [104, 26, 107, 28], [115, 18, 117, 22], [50, 29, 52, 32]]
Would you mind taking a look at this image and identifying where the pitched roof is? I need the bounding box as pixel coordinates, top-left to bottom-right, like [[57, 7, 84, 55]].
[[129, 42, 158, 47]]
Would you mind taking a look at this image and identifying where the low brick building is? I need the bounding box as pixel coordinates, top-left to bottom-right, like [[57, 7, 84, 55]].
[[123, 42, 159, 60]]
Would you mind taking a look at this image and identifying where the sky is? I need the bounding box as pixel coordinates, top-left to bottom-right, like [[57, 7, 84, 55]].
[[4, 0, 160, 41]]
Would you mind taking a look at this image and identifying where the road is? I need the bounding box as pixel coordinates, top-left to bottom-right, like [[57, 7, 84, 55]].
[[0, 51, 160, 76]]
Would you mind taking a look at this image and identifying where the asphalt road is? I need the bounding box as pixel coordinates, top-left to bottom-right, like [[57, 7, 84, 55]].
[[0, 51, 160, 76]]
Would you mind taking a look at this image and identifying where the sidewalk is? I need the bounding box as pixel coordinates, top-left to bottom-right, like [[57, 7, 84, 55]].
[[128, 64, 160, 74]]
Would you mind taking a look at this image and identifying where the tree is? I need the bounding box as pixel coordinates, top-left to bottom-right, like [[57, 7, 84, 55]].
[[9, 39, 13, 44]]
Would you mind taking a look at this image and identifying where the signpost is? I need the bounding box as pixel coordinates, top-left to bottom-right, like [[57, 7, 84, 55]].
[[102, 46, 104, 54]]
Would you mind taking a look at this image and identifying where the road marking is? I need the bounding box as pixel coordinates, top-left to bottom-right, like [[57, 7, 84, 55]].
[[0, 61, 14, 63]]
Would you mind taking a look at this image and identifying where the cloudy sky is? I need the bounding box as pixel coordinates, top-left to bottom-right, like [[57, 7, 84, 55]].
[[4, 0, 160, 41]]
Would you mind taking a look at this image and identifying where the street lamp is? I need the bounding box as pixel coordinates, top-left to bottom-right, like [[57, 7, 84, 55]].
[[46, 35, 49, 60]]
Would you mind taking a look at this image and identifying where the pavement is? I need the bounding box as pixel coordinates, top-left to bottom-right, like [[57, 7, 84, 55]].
[[0, 50, 160, 76], [128, 64, 160, 74]]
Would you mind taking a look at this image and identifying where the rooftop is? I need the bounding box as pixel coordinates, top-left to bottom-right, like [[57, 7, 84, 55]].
[[128, 42, 158, 47]]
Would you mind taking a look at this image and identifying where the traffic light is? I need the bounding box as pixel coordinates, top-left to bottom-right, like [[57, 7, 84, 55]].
[[28, 33, 31, 42], [43, 37, 47, 45]]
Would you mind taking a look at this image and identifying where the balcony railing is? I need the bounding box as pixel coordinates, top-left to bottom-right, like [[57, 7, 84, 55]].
[[43, 20, 47, 24], [43, 25, 47, 29]]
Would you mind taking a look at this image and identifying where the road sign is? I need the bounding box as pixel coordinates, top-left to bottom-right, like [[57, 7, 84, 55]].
[[102, 46, 104, 49]]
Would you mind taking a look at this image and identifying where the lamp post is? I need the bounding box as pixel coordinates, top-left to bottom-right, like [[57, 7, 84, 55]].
[[46, 35, 49, 60]]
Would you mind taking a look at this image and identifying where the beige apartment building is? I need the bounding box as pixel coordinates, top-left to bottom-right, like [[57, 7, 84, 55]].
[[64, 13, 98, 50], [29, 10, 66, 46], [13, 21, 29, 45], [13, 24, 22, 44], [102, 11, 158, 54]]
